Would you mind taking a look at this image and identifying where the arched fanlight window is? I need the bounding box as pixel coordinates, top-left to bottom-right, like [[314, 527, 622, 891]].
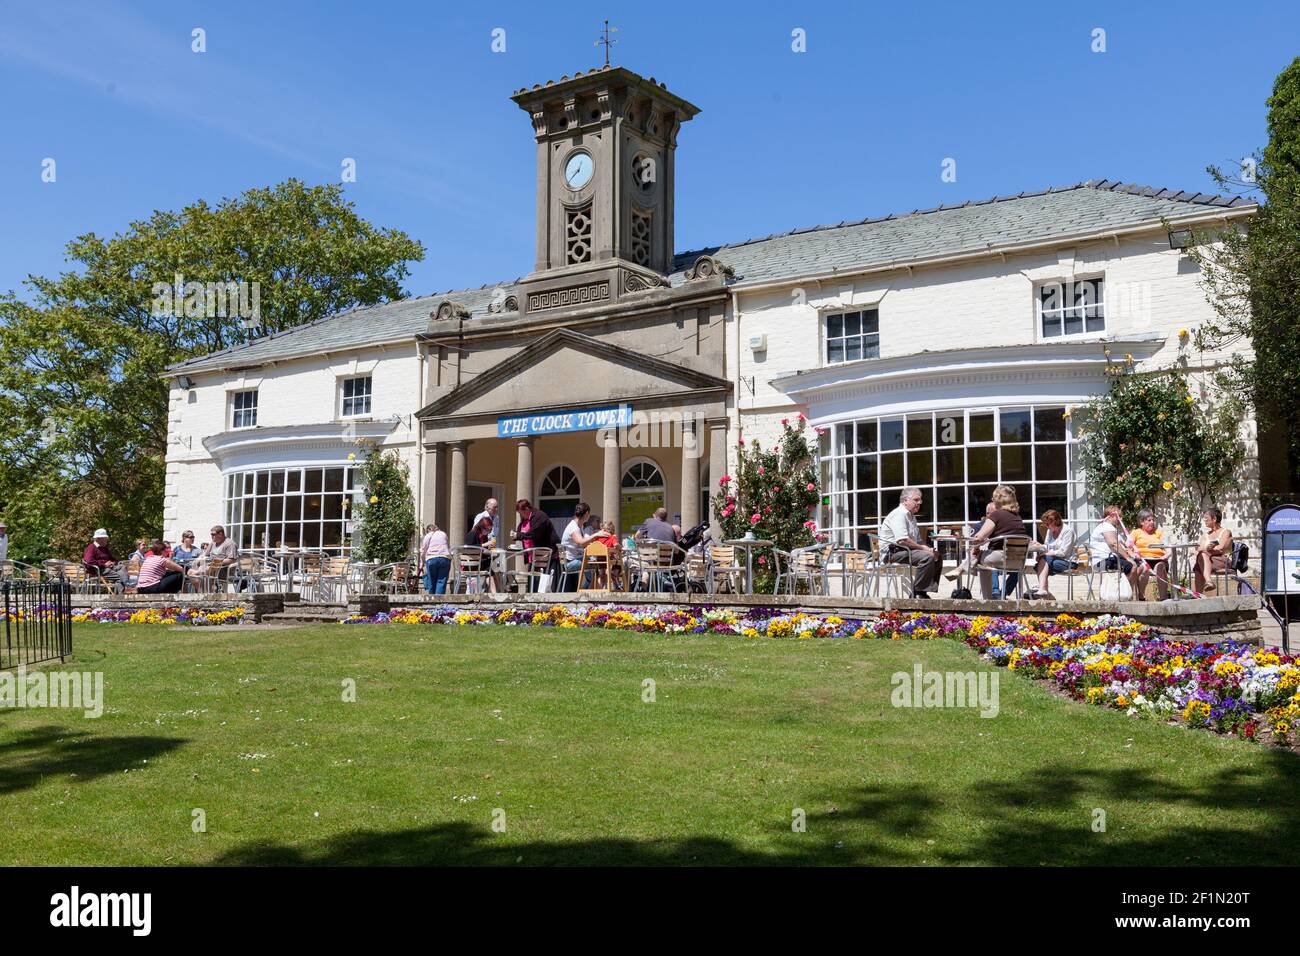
[[620, 459, 664, 490], [538, 465, 582, 519]]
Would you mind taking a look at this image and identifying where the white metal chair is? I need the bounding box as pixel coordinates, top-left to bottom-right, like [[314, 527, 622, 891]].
[[504, 547, 553, 593], [706, 544, 745, 594], [772, 545, 828, 595], [866, 534, 913, 598], [452, 546, 492, 594]]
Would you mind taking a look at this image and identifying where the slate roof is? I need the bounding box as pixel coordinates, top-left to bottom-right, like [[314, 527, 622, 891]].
[[167, 180, 1255, 375]]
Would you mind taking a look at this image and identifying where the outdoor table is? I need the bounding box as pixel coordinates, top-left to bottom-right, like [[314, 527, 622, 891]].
[[723, 538, 774, 594], [1159, 541, 1199, 599]]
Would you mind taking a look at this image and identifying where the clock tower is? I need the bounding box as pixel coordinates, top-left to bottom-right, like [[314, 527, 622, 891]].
[[511, 66, 700, 314]]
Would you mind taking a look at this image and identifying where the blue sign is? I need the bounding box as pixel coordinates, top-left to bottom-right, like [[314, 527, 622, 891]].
[[497, 404, 633, 438]]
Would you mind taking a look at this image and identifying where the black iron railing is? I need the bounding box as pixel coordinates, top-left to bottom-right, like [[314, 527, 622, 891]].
[[1, 578, 74, 670]]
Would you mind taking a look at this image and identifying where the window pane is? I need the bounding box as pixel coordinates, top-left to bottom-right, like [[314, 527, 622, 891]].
[[302, 523, 321, 548], [1035, 443, 1067, 481], [906, 450, 932, 485], [1085, 311, 1105, 333], [1042, 316, 1061, 338], [937, 486, 965, 522], [287, 470, 301, 492], [1001, 444, 1032, 482], [936, 414, 963, 445], [880, 419, 905, 451], [835, 423, 853, 454], [323, 495, 343, 521], [843, 312, 860, 335], [1033, 407, 1067, 443], [862, 335, 880, 360], [969, 413, 995, 443], [855, 492, 878, 527], [855, 421, 877, 453], [862, 310, 879, 334], [844, 340, 862, 362], [1000, 410, 1032, 443], [936, 447, 964, 483], [967, 485, 996, 523], [854, 455, 877, 490], [305, 469, 322, 493], [284, 497, 301, 521], [906, 416, 932, 449], [968, 446, 997, 482], [828, 340, 844, 364], [880, 451, 905, 487], [827, 314, 843, 338], [324, 468, 344, 493], [1063, 308, 1083, 335], [1035, 484, 1068, 524]]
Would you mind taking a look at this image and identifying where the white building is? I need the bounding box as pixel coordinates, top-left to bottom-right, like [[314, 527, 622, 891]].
[[164, 65, 1260, 554]]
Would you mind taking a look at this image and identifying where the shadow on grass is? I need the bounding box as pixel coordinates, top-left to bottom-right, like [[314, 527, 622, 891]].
[[211, 751, 1300, 866], [0, 724, 187, 795]]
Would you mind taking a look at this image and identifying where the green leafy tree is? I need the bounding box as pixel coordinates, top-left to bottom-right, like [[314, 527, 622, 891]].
[[1074, 358, 1244, 538], [712, 415, 821, 589], [352, 446, 417, 565], [0, 179, 424, 558], [1188, 57, 1300, 496]]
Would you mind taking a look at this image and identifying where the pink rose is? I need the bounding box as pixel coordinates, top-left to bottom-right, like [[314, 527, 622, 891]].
[[781, 418, 789, 426], [757, 466, 765, 475], [773, 485, 781, 492], [757, 556, 767, 566], [719, 475, 732, 486], [749, 513, 761, 525], [803, 520, 817, 529], [806, 482, 815, 491], [798, 412, 807, 421]]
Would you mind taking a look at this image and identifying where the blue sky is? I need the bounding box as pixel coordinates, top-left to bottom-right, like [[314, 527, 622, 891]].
[[1, 0, 1294, 299]]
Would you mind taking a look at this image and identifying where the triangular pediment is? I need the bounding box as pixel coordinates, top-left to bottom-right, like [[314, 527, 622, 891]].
[[416, 328, 729, 420]]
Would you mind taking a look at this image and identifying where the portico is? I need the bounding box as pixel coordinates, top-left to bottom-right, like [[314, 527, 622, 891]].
[[417, 327, 730, 539]]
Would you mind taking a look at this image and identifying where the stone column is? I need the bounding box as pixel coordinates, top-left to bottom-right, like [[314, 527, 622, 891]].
[[448, 440, 469, 540], [708, 418, 729, 537], [602, 433, 621, 533], [680, 420, 700, 532], [422, 442, 442, 531], [432, 443, 448, 531], [515, 437, 535, 510]]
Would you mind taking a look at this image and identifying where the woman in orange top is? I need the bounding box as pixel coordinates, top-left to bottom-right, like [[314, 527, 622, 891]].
[[1129, 509, 1168, 600]]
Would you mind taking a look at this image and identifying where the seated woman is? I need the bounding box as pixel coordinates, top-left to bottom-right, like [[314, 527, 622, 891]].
[[959, 485, 1026, 600], [136, 539, 186, 594], [171, 531, 200, 566], [1130, 509, 1169, 600], [1194, 507, 1233, 594], [1027, 509, 1076, 599], [463, 515, 498, 593], [559, 503, 603, 591], [1088, 504, 1146, 599]]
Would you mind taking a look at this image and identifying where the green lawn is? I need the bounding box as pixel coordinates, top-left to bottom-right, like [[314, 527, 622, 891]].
[[2, 621, 1298, 866]]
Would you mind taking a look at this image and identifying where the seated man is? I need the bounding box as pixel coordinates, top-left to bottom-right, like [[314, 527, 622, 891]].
[[82, 528, 128, 592], [187, 525, 238, 590], [878, 487, 939, 599], [1129, 508, 1169, 600]]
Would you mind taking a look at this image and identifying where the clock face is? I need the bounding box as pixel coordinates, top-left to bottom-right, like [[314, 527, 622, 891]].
[[564, 152, 593, 190]]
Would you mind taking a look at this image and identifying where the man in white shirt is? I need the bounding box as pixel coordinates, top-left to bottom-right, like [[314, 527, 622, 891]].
[[879, 487, 940, 598], [472, 498, 500, 543], [0, 520, 8, 562]]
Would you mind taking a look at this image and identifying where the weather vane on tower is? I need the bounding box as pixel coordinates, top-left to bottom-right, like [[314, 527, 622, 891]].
[[595, 19, 618, 67]]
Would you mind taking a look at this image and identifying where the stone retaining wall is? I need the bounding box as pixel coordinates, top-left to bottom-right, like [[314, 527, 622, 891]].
[[73, 590, 1263, 642]]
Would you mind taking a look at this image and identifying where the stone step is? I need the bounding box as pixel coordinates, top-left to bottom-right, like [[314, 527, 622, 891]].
[[283, 601, 348, 610], [261, 611, 350, 624]]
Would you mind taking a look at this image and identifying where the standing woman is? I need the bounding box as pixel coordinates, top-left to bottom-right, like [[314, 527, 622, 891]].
[[1194, 507, 1233, 594], [512, 499, 560, 591], [419, 523, 451, 595]]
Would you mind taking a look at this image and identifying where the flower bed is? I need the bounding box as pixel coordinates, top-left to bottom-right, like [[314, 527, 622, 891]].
[[963, 613, 1300, 744], [343, 605, 966, 640], [71, 607, 246, 626]]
